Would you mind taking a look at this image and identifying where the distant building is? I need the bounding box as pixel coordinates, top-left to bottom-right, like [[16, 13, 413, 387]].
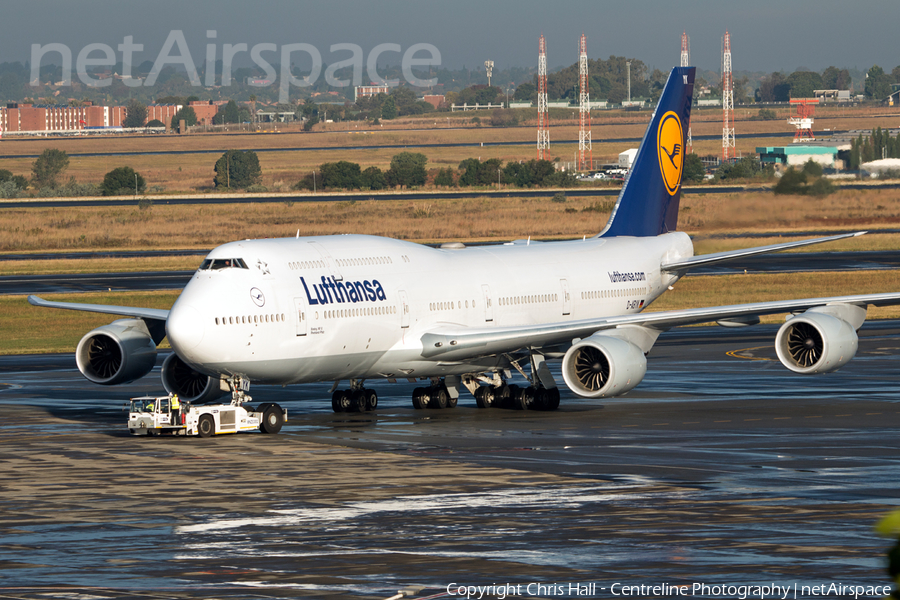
[[757, 145, 841, 168], [147, 104, 182, 127], [421, 94, 445, 110], [355, 85, 389, 102], [0, 102, 125, 134], [861, 158, 900, 177]]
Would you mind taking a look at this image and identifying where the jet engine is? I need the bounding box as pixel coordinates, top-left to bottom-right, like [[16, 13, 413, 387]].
[[75, 319, 157, 385], [161, 353, 224, 403], [775, 310, 858, 374], [561, 334, 647, 398]]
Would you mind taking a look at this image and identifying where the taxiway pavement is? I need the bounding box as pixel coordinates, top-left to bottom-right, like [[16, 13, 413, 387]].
[[0, 323, 898, 598]]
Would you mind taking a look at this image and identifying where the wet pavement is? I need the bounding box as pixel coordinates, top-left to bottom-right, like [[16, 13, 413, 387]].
[[0, 323, 898, 599]]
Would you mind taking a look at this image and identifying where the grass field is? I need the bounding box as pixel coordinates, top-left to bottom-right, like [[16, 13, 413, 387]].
[[2, 186, 900, 260]]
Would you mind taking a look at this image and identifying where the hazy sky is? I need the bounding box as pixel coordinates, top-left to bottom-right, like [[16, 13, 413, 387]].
[[3, 0, 897, 75]]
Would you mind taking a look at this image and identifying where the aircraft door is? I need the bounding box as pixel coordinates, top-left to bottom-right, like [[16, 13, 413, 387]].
[[293, 297, 308, 336], [560, 279, 571, 315], [399, 290, 410, 328], [481, 284, 493, 322], [308, 241, 343, 281]]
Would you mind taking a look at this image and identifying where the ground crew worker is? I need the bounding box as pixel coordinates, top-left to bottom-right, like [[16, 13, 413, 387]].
[[171, 395, 181, 425]]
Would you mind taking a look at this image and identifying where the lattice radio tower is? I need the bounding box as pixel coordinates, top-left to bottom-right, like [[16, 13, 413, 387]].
[[722, 31, 736, 162], [681, 31, 692, 152], [537, 35, 550, 160], [578, 33, 592, 171]]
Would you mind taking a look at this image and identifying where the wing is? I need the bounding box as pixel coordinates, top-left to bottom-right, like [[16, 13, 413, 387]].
[[27, 295, 169, 323], [420, 292, 900, 360]]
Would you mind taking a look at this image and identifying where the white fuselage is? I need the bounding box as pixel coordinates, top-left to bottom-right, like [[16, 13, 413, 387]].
[[166, 233, 693, 384]]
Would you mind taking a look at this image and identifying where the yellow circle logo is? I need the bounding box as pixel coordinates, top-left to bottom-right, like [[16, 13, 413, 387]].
[[657, 111, 684, 196]]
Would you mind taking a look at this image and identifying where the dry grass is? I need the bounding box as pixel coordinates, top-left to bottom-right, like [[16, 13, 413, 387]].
[[648, 270, 900, 323], [3, 188, 900, 258]]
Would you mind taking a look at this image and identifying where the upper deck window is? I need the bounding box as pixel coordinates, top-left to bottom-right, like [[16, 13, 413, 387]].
[[199, 258, 249, 271]]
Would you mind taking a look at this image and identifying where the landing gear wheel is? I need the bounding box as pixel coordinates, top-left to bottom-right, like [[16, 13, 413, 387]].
[[197, 414, 215, 438], [475, 387, 486, 408], [365, 389, 378, 411], [431, 386, 449, 409], [534, 388, 549, 411], [351, 390, 367, 413], [515, 386, 535, 410], [548, 388, 561, 410], [446, 393, 458, 408], [412, 387, 428, 409], [333, 390, 352, 413], [505, 384, 520, 410], [482, 386, 496, 408], [260, 404, 284, 434]]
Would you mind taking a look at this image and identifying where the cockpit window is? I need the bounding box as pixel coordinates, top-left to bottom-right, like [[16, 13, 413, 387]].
[[199, 258, 249, 271]]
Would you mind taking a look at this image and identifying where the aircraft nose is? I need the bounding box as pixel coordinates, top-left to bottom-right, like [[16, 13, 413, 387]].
[[166, 303, 205, 354]]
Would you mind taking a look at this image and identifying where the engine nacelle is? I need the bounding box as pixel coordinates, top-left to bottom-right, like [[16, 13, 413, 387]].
[[161, 353, 225, 403], [75, 319, 157, 385], [561, 334, 647, 398], [775, 311, 858, 374]]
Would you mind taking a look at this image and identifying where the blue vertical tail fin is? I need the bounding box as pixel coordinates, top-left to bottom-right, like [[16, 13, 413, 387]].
[[599, 67, 695, 238]]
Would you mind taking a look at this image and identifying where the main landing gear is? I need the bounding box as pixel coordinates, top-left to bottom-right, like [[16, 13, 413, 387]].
[[474, 383, 560, 411], [331, 381, 378, 413], [411, 380, 459, 410]]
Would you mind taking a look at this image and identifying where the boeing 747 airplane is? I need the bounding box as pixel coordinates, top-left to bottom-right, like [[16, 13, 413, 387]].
[[28, 67, 900, 412]]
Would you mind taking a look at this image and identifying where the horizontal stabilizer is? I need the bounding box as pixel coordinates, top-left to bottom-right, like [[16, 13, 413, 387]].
[[661, 231, 866, 272]]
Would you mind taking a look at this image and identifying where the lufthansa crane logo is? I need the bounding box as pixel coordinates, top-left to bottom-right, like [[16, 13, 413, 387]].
[[250, 287, 265, 307], [657, 111, 684, 196]]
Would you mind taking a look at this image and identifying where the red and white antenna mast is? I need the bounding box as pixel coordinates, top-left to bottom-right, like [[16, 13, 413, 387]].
[[722, 31, 735, 162], [537, 35, 550, 160], [578, 33, 592, 171], [681, 31, 691, 152]]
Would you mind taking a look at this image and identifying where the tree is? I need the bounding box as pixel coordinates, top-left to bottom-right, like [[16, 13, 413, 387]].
[[434, 168, 455, 187], [214, 150, 262, 189], [146, 119, 165, 128], [513, 82, 536, 104], [122, 99, 147, 128], [682, 154, 706, 183], [865, 65, 893, 99], [101, 166, 146, 196], [360, 166, 386, 190], [758, 72, 790, 102], [822, 66, 841, 89], [32, 148, 69, 188], [457, 158, 481, 186], [381, 96, 398, 119], [773, 167, 807, 195], [386, 152, 427, 188], [319, 161, 361, 189], [732, 76, 751, 104], [170, 106, 197, 130], [0, 169, 28, 190], [787, 71, 823, 98], [214, 99, 241, 124]]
